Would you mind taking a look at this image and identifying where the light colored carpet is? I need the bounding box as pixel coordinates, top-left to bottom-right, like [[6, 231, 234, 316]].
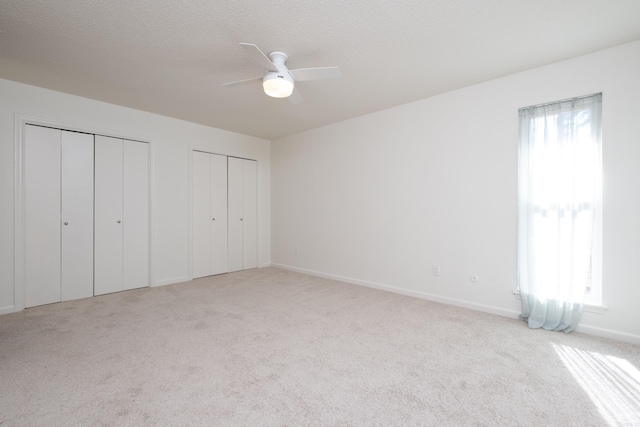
[[1, 267, 639, 426]]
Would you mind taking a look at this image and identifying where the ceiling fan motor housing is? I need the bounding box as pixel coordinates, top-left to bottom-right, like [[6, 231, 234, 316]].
[[268, 51, 289, 68], [262, 50, 294, 98]]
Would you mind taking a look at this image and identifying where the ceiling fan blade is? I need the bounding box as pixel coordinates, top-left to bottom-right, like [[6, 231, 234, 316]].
[[288, 87, 304, 104], [221, 76, 262, 87], [288, 66, 340, 82], [240, 42, 277, 71]]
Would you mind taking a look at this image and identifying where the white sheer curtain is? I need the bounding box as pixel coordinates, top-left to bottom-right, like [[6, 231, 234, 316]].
[[518, 93, 602, 333]]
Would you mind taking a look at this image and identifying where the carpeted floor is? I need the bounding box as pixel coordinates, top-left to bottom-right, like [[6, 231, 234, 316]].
[[1, 267, 639, 426]]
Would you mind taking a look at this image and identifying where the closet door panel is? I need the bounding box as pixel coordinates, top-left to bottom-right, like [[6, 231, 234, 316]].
[[192, 151, 212, 278], [24, 125, 61, 307], [61, 131, 94, 301], [210, 154, 228, 275], [227, 157, 244, 273], [123, 140, 149, 290], [242, 160, 257, 269], [94, 136, 124, 296]]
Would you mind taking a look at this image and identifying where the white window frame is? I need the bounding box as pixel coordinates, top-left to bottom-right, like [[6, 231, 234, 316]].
[[517, 93, 603, 309]]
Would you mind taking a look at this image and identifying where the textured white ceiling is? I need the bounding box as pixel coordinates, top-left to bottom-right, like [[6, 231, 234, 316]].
[[1, 0, 640, 140]]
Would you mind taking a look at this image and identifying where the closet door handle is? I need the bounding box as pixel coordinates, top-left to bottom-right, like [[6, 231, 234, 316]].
[[240, 218, 243, 221], [212, 218, 215, 221], [117, 220, 122, 223], [64, 222, 69, 226]]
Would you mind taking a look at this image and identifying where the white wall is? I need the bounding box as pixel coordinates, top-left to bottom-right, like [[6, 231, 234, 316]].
[[0, 78, 271, 313], [271, 40, 640, 344]]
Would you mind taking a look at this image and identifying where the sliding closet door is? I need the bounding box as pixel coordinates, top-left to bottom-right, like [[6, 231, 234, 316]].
[[193, 152, 228, 278], [60, 131, 94, 301], [94, 136, 124, 295], [24, 125, 61, 307], [228, 157, 257, 272], [123, 140, 149, 290]]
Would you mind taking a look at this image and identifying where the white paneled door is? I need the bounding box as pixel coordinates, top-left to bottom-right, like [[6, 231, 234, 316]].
[[241, 158, 257, 270], [94, 136, 124, 295], [210, 154, 229, 275], [60, 131, 95, 301], [192, 151, 228, 278], [25, 125, 62, 307], [192, 151, 212, 278], [192, 153, 256, 277], [24, 125, 94, 307], [23, 126, 148, 306], [94, 136, 149, 295], [123, 140, 149, 290], [228, 157, 257, 272]]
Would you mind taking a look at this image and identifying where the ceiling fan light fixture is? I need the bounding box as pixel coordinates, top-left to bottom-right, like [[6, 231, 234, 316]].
[[263, 72, 294, 98], [223, 43, 340, 104]]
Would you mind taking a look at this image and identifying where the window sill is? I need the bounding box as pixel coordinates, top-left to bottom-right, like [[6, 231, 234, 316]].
[[512, 290, 608, 314]]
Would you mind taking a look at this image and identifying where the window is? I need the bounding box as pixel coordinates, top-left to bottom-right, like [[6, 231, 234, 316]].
[[518, 93, 602, 331]]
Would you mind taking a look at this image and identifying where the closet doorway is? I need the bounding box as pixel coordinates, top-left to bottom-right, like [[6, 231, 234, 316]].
[[191, 150, 257, 279], [20, 124, 150, 308]]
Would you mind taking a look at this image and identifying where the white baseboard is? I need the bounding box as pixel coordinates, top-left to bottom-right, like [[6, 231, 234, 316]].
[[152, 275, 190, 287], [0, 305, 15, 315], [512, 290, 608, 314], [154, 267, 273, 286], [575, 323, 640, 346], [271, 263, 520, 319], [272, 263, 640, 346]]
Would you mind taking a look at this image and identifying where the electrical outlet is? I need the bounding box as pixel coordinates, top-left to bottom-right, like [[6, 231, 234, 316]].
[[432, 265, 441, 276]]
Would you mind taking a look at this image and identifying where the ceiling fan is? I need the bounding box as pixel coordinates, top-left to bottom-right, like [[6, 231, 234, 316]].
[[222, 43, 340, 104]]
